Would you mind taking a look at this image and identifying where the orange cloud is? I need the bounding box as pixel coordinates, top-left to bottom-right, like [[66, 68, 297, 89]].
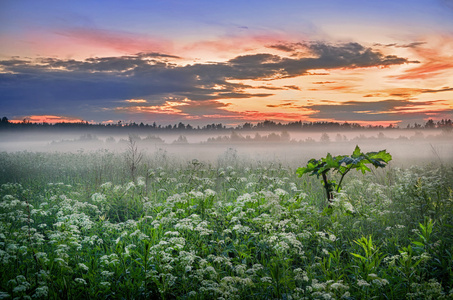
[[308, 84, 357, 93], [232, 110, 313, 122], [397, 61, 453, 80], [394, 36, 453, 80], [10, 115, 85, 124], [115, 103, 188, 115], [125, 99, 148, 103], [363, 86, 453, 99]]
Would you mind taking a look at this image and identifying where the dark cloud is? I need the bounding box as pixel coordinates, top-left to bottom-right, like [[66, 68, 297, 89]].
[[203, 42, 410, 80], [312, 81, 336, 84], [267, 42, 305, 52], [135, 52, 181, 59], [267, 42, 409, 78], [307, 72, 330, 75], [284, 85, 301, 90], [0, 41, 412, 118], [374, 42, 426, 48], [266, 101, 297, 108], [397, 42, 426, 48], [309, 42, 409, 68], [269, 42, 411, 69], [421, 87, 453, 93], [253, 85, 285, 90], [388, 92, 414, 98], [363, 94, 379, 98]]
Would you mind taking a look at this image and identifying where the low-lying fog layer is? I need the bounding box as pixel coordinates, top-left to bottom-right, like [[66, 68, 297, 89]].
[[0, 129, 452, 166]]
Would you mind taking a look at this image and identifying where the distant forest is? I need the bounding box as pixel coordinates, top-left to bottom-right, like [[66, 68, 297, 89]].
[[0, 116, 452, 132]]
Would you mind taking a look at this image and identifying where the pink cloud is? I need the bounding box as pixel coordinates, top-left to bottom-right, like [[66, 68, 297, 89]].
[[53, 27, 174, 55], [179, 32, 296, 59]]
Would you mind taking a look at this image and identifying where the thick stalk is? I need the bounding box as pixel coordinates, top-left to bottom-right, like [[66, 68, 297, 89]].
[[336, 167, 352, 192], [322, 172, 333, 204]]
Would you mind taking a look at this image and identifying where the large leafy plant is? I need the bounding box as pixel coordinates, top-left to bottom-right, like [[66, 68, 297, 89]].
[[296, 145, 392, 204]]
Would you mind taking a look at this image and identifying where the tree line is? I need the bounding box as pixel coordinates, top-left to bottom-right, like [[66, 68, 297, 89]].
[[0, 116, 451, 131]]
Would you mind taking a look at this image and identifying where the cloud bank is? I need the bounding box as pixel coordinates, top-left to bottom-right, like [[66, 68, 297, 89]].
[[2, 40, 450, 125], [0, 41, 412, 120]]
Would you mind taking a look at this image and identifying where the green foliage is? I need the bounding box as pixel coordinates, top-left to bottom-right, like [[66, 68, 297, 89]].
[[0, 151, 452, 299], [297, 145, 392, 204], [350, 235, 386, 275], [412, 217, 435, 250]]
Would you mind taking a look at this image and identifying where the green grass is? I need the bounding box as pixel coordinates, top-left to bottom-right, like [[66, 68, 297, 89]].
[[0, 150, 452, 299]]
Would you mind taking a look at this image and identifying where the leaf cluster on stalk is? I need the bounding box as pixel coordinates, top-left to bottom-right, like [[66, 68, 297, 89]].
[[296, 145, 392, 205]]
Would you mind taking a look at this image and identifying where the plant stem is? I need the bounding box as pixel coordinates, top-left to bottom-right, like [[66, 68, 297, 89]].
[[322, 172, 333, 204]]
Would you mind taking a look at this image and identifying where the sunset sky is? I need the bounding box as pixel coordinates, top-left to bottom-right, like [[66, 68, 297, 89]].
[[1, 0, 452, 126]]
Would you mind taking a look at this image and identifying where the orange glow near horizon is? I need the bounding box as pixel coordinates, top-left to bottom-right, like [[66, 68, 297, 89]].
[[9, 115, 87, 124]]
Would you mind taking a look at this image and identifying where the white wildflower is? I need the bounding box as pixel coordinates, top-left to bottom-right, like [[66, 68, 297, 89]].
[[357, 279, 370, 287], [101, 271, 114, 277], [260, 277, 273, 283], [78, 263, 89, 271], [100, 182, 112, 189], [13, 285, 29, 293], [204, 189, 216, 197], [137, 177, 146, 186], [74, 278, 87, 285], [91, 193, 106, 203], [125, 181, 135, 191], [274, 188, 288, 197]]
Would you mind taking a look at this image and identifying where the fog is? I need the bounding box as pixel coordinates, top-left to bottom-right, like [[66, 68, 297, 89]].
[[0, 129, 452, 167]]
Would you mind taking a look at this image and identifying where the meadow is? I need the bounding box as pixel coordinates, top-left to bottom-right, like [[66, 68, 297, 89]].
[[0, 140, 452, 299]]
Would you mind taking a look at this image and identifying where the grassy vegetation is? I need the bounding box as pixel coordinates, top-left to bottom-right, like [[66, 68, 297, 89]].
[[0, 148, 452, 299]]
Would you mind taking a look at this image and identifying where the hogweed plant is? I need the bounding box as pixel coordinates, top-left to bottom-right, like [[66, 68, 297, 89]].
[[0, 150, 452, 299], [296, 145, 392, 206]]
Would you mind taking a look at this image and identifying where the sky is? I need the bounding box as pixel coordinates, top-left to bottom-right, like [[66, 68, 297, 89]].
[[1, 0, 452, 127]]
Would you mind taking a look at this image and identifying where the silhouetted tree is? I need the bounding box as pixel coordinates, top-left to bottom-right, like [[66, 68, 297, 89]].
[[320, 133, 331, 143], [425, 119, 435, 129]]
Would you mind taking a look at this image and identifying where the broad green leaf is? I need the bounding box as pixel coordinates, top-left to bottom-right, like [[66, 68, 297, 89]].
[[337, 165, 348, 174], [297, 146, 392, 204], [355, 162, 371, 174], [325, 153, 339, 168], [296, 167, 309, 176], [339, 156, 362, 166], [352, 145, 362, 158], [367, 150, 392, 163]]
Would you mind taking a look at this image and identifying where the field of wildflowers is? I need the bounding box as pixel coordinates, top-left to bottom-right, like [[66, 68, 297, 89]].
[[0, 148, 452, 299]]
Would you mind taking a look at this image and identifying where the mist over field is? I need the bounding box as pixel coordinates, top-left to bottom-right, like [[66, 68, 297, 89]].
[[1, 128, 453, 299], [1, 128, 451, 166]]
